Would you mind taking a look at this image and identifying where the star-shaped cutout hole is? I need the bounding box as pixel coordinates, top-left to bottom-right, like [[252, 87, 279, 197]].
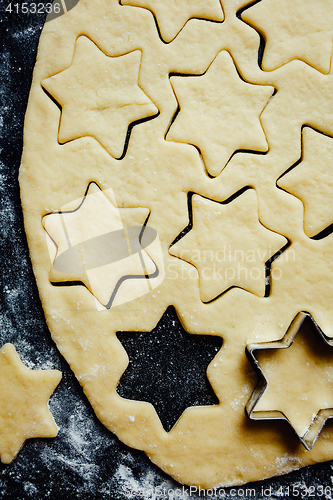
[[169, 189, 288, 302], [166, 50, 274, 177], [278, 127, 333, 238], [116, 306, 222, 432], [42, 36, 158, 158], [43, 182, 161, 309], [121, 0, 224, 43], [0, 344, 61, 463], [246, 312, 333, 450], [242, 0, 333, 74]]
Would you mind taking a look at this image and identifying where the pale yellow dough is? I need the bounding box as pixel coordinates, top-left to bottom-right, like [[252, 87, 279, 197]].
[[121, 0, 224, 43], [42, 36, 158, 158], [167, 50, 273, 177], [19, 0, 333, 488], [170, 189, 287, 301], [242, 0, 333, 74], [278, 127, 333, 238], [0, 344, 61, 464]]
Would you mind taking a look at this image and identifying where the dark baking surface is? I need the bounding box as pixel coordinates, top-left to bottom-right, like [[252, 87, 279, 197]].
[[1, 1, 333, 498]]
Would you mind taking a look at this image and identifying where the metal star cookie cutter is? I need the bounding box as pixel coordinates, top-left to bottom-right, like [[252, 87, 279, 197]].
[[245, 311, 333, 450]]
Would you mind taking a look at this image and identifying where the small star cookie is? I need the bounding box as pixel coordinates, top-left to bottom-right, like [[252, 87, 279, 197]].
[[167, 51, 273, 177], [248, 314, 333, 448], [0, 344, 61, 464], [42, 36, 158, 158], [242, 0, 333, 74], [170, 189, 287, 301]]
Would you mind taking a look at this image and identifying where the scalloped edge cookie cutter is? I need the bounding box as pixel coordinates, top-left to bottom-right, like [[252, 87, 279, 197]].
[[245, 311, 333, 450]]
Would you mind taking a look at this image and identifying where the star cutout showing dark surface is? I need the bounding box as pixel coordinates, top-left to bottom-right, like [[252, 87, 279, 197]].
[[116, 306, 222, 432]]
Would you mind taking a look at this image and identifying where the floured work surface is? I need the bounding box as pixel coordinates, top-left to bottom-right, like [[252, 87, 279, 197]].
[[19, 0, 333, 488]]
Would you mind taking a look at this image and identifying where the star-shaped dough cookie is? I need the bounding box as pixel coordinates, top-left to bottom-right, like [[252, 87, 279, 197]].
[[43, 183, 157, 308], [169, 189, 287, 302], [167, 51, 273, 177], [278, 127, 333, 238], [121, 0, 224, 43], [0, 343, 61, 464], [42, 36, 158, 158], [242, 0, 333, 74], [247, 313, 333, 449]]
